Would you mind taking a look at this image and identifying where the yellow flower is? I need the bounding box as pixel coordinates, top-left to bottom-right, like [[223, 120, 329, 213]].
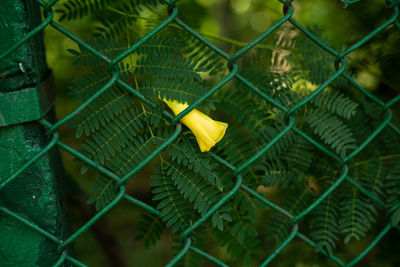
[[163, 99, 228, 152]]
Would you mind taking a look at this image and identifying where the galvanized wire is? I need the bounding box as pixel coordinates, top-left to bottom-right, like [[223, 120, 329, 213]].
[[0, 0, 399, 266]]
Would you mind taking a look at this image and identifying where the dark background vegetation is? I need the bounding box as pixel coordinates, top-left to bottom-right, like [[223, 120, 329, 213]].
[[43, 0, 400, 266]]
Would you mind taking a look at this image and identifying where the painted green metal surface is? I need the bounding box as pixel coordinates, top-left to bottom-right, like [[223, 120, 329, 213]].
[[0, 0, 47, 92], [0, 120, 65, 267], [0, 216, 44, 267], [0, 0, 65, 266], [0, 72, 55, 127]]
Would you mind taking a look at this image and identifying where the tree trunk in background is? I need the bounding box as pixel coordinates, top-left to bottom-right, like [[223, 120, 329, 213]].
[[218, 0, 234, 52]]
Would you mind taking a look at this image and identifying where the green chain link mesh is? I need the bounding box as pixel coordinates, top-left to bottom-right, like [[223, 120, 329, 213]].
[[1, 0, 400, 266]]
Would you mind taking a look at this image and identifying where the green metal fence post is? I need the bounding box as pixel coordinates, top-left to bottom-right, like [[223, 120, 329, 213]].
[[0, 1, 67, 266]]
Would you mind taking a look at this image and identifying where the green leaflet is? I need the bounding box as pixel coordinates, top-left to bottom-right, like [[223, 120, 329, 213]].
[[71, 88, 135, 137], [151, 161, 192, 233], [267, 186, 313, 245], [339, 184, 377, 244], [213, 222, 260, 266], [311, 90, 358, 120], [167, 136, 222, 187], [138, 77, 215, 110], [310, 192, 340, 256], [155, 141, 231, 231], [87, 175, 117, 211], [258, 159, 297, 189], [384, 159, 400, 226], [81, 107, 163, 166], [135, 213, 166, 248], [306, 109, 357, 159], [57, 0, 164, 22]]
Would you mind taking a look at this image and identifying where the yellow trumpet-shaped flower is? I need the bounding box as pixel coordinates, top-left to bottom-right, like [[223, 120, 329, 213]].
[[163, 99, 228, 152]]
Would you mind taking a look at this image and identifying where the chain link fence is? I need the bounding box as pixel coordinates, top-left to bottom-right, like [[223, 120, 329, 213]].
[[1, 0, 400, 266]]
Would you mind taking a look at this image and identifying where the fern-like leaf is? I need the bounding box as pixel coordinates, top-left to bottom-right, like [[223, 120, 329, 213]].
[[107, 134, 155, 176], [87, 176, 117, 210], [69, 35, 185, 67], [68, 65, 132, 102], [311, 90, 358, 119], [213, 222, 260, 266], [385, 159, 400, 226], [162, 158, 231, 230], [267, 186, 313, 245], [257, 121, 297, 160], [138, 77, 213, 108], [135, 53, 204, 81], [82, 107, 162, 166], [216, 129, 262, 187], [167, 137, 222, 187], [257, 159, 296, 189], [135, 213, 166, 248], [283, 136, 313, 173], [339, 184, 377, 243], [231, 190, 265, 222], [82, 109, 146, 165], [68, 69, 111, 101], [310, 192, 340, 255], [181, 34, 226, 76], [357, 158, 388, 203], [71, 88, 134, 137], [216, 89, 276, 133], [57, 0, 164, 22], [172, 238, 204, 267], [151, 161, 192, 233], [306, 109, 357, 158], [56, 0, 113, 21], [68, 37, 128, 66]]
